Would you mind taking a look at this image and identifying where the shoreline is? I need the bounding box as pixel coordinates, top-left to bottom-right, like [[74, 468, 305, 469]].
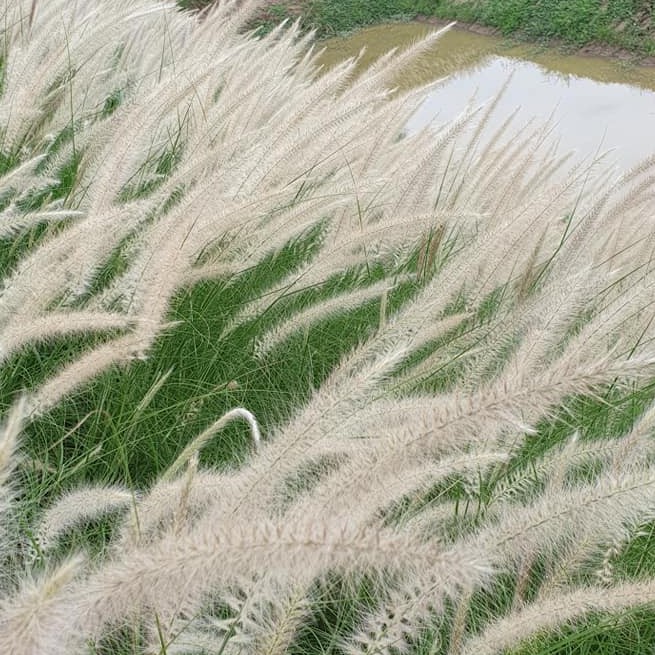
[[243, 0, 655, 68], [413, 14, 655, 67]]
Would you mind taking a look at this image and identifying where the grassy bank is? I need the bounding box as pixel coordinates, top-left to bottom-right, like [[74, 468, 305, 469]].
[[429, 0, 655, 55], [180, 0, 655, 55]]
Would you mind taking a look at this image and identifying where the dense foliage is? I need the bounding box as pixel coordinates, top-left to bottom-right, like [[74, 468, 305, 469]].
[[3, 1, 655, 654]]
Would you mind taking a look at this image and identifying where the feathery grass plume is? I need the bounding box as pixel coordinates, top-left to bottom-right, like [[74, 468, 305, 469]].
[[35, 485, 134, 553], [459, 580, 655, 655], [0, 554, 86, 655], [469, 464, 655, 570], [1, 4, 460, 410], [0, 399, 25, 499], [155, 581, 312, 655], [163, 407, 261, 481], [0, 311, 132, 363], [336, 436, 655, 653], [213, 267, 640, 521], [343, 587, 437, 655], [0, 0, 177, 153], [248, 586, 313, 655], [114, 469, 223, 549], [333, 351, 655, 469], [253, 277, 406, 357], [609, 399, 655, 471], [54, 520, 492, 646], [0, 399, 26, 588]]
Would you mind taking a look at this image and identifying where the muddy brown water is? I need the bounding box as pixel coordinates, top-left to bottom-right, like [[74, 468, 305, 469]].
[[319, 24, 655, 170]]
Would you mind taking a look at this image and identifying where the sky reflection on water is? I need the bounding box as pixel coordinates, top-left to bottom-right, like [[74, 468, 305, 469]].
[[320, 24, 655, 170]]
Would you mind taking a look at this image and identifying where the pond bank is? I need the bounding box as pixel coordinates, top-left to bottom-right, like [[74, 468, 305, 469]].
[[180, 1, 655, 63], [414, 14, 655, 66]]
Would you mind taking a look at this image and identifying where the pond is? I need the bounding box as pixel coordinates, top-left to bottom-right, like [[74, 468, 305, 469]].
[[319, 23, 655, 170]]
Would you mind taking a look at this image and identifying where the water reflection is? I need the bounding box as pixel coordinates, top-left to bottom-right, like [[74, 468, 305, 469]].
[[319, 24, 655, 169], [406, 55, 655, 169]]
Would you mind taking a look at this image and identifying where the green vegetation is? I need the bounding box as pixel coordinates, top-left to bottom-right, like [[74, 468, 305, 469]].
[[5, 2, 655, 654], [181, 0, 655, 55], [431, 0, 655, 54]]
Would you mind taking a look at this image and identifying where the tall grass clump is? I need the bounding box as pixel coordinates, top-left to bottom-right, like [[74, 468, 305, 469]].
[[2, 0, 655, 653]]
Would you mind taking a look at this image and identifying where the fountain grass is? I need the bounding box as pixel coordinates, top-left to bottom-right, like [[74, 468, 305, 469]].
[[4, 2, 655, 654]]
